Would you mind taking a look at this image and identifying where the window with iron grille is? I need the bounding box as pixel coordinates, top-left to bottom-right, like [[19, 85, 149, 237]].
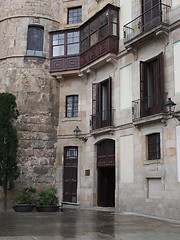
[[66, 95, 78, 118], [27, 26, 44, 56], [148, 133, 160, 160], [68, 7, 82, 24]]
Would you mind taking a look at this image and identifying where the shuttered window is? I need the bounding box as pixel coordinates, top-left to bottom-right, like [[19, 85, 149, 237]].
[[140, 52, 164, 117], [142, 0, 161, 30], [27, 26, 44, 56], [92, 77, 112, 129]]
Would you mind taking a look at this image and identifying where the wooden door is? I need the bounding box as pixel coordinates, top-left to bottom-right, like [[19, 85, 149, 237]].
[[98, 167, 115, 207], [142, 0, 161, 31], [97, 139, 115, 207], [63, 147, 78, 203]]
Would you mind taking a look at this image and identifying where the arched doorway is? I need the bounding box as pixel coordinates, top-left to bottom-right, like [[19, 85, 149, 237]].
[[97, 139, 115, 207]]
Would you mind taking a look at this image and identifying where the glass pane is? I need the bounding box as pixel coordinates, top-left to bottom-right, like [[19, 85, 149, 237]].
[[90, 19, 98, 34], [35, 51, 43, 56], [67, 31, 79, 44], [97, 142, 106, 157], [99, 24, 108, 40], [109, 140, 115, 155], [27, 27, 43, 51], [68, 7, 82, 24], [148, 133, 160, 160], [53, 45, 64, 57], [111, 23, 117, 36], [67, 43, 79, 55], [53, 34, 64, 45], [90, 31, 98, 46], [102, 84, 107, 121], [81, 38, 89, 53], [100, 11, 108, 26], [66, 148, 78, 159], [81, 26, 88, 41], [111, 10, 117, 23]]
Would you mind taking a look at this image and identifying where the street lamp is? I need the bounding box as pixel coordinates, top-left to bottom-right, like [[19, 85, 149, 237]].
[[165, 98, 180, 121], [73, 126, 88, 142]]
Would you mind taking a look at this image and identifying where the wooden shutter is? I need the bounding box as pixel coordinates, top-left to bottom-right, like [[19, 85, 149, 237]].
[[140, 61, 148, 99], [92, 83, 100, 115], [157, 52, 164, 93], [142, 0, 161, 30]]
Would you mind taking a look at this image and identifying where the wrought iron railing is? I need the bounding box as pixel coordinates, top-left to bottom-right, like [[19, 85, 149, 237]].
[[123, 2, 171, 42], [90, 109, 114, 130], [132, 92, 167, 121]]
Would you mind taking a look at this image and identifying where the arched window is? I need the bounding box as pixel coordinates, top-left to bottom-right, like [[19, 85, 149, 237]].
[[27, 26, 44, 56]]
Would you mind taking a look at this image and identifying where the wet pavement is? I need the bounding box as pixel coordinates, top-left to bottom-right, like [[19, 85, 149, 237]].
[[0, 209, 180, 240]]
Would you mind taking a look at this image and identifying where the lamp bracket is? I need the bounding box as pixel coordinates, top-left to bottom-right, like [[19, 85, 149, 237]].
[[79, 137, 88, 142]]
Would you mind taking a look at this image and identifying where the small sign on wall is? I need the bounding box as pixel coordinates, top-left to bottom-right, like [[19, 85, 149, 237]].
[[85, 169, 90, 176]]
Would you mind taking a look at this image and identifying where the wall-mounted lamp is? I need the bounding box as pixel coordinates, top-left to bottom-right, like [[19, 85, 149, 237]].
[[165, 98, 180, 121], [73, 126, 88, 142]]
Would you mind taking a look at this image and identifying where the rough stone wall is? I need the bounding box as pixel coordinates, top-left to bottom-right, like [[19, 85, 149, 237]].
[[0, 1, 60, 210]]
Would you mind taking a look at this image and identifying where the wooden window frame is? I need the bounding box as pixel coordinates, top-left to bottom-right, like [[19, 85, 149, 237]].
[[147, 133, 161, 160], [68, 6, 82, 25], [52, 30, 80, 57], [66, 95, 79, 118], [80, 6, 119, 53]]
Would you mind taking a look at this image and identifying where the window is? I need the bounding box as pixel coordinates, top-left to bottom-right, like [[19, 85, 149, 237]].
[[81, 7, 118, 53], [147, 133, 160, 160], [66, 95, 78, 118], [52, 31, 80, 57], [68, 7, 82, 24], [92, 77, 112, 129], [140, 52, 164, 117], [142, 0, 161, 30], [27, 26, 44, 56]]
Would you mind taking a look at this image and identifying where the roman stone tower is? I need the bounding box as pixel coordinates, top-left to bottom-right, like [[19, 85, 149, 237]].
[[0, 0, 61, 208]]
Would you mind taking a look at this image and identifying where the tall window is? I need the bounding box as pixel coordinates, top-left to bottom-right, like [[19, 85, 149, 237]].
[[68, 7, 82, 24], [92, 77, 112, 129], [66, 95, 78, 118], [27, 26, 44, 56], [140, 52, 164, 117], [147, 133, 160, 160]]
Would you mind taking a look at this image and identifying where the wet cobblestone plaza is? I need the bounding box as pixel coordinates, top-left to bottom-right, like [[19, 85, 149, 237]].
[[0, 209, 180, 240]]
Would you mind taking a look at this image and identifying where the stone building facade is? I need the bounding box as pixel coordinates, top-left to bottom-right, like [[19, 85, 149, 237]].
[[1, 0, 180, 221]]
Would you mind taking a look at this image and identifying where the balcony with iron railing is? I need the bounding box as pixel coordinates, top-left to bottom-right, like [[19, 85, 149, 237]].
[[123, 2, 171, 46], [132, 92, 168, 122], [90, 109, 114, 131]]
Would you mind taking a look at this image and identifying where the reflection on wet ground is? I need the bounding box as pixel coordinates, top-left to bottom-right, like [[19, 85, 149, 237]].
[[0, 209, 180, 239]]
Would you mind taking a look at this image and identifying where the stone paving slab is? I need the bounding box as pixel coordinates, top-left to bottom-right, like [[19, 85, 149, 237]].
[[0, 210, 180, 240]]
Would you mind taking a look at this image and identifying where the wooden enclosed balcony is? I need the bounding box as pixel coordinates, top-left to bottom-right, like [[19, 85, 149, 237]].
[[50, 4, 119, 73]]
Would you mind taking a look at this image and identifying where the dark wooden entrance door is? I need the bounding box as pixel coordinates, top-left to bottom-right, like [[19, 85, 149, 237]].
[[63, 147, 78, 203], [97, 139, 115, 207], [142, 0, 161, 31], [98, 167, 115, 207]]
